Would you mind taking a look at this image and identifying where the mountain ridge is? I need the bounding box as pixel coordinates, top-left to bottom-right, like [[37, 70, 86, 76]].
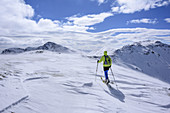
[[1, 42, 74, 54], [113, 40, 170, 84]]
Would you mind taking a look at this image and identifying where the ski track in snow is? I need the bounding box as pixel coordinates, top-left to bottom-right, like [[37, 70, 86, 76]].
[[0, 51, 170, 113], [0, 95, 29, 113], [23, 77, 49, 82]]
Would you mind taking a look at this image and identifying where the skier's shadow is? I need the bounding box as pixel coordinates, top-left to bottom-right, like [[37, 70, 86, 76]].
[[104, 84, 125, 102]]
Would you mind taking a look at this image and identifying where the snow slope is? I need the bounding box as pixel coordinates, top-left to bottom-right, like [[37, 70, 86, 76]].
[[113, 40, 170, 84], [0, 50, 170, 113]]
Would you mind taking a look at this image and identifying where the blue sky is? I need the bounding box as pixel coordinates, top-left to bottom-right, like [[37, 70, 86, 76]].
[[25, 0, 112, 21], [24, 0, 170, 32], [0, 0, 170, 52]]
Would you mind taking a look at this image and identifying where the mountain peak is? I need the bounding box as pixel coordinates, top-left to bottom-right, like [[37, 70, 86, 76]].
[[43, 42, 60, 47], [1, 42, 74, 54], [114, 40, 170, 84]]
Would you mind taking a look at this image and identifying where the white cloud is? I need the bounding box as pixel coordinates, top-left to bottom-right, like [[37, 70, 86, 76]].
[[91, 0, 106, 5], [164, 18, 170, 23], [127, 18, 158, 24], [112, 7, 119, 12], [98, 0, 105, 5], [112, 0, 170, 14], [0, 0, 170, 53], [0, 0, 113, 35], [0, 0, 34, 18], [67, 12, 113, 26], [0, 0, 37, 34], [0, 37, 15, 44], [2, 27, 170, 53], [37, 18, 59, 30]]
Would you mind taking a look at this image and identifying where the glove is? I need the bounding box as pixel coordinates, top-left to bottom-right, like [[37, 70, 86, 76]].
[[97, 60, 99, 63]]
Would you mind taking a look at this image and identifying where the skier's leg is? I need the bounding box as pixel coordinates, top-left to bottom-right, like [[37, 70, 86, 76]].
[[104, 70, 108, 80], [107, 70, 110, 84]]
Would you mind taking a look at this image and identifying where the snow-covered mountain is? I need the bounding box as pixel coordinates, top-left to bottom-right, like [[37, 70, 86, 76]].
[[0, 40, 170, 113], [113, 40, 170, 84], [1, 42, 74, 54]]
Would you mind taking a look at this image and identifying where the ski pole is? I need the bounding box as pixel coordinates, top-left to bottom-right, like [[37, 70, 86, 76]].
[[110, 68, 119, 90], [95, 62, 98, 81]]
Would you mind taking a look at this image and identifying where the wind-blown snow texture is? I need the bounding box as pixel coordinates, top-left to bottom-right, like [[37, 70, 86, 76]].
[[0, 41, 170, 113]]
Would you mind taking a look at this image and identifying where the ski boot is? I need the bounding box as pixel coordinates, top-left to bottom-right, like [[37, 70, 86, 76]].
[[106, 79, 110, 84]]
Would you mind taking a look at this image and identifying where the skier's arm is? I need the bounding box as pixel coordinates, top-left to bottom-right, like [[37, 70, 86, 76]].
[[98, 56, 104, 63]]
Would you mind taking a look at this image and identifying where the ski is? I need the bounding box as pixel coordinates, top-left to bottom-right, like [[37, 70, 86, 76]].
[[101, 77, 106, 84], [100, 77, 114, 89], [100, 77, 114, 84]]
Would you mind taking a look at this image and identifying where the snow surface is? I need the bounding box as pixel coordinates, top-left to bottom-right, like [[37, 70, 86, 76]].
[[0, 50, 170, 113], [113, 41, 170, 84]]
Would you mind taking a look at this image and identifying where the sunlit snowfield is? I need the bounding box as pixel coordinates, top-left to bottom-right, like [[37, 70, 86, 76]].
[[0, 50, 170, 113]]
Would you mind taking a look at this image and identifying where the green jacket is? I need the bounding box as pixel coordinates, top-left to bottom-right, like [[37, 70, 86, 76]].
[[98, 55, 112, 67]]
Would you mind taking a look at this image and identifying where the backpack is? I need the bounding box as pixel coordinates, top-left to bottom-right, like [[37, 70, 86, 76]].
[[104, 55, 111, 65]]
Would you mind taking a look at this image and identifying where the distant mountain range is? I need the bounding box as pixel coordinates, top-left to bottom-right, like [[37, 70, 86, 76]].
[[1, 40, 170, 83], [1, 42, 75, 54], [113, 40, 170, 84]]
